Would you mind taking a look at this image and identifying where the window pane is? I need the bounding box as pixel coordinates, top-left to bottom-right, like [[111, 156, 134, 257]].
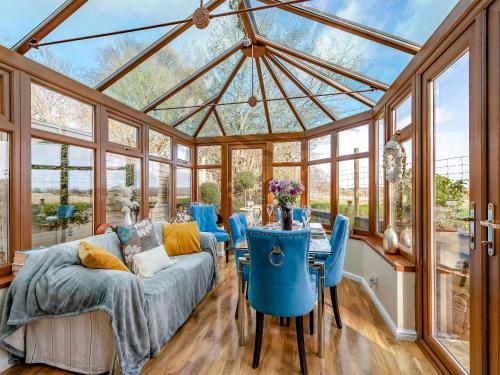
[[149, 129, 171, 159], [273, 141, 301, 163], [197, 145, 221, 165], [431, 52, 470, 372], [176, 167, 192, 213], [105, 153, 141, 226], [338, 124, 369, 156], [308, 135, 331, 161], [31, 83, 94, 141], [377, 117, 385, 233], [231, 149, 263, 215], [391, 139, 413, 249], [0, 133, 9, 264], [32, 139, 94, 248], [198, 169, 221, 210], [177, 144, 191, 163], [394, 95, 412, 131], [108, 119, 137, 148], [338, 158, 369, 231], [149, 161, 171, 221], [308, 163, 330, 224], [273, 166, 301, 181]]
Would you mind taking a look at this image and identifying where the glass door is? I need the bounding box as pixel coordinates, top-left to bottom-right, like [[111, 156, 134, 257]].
[[423, 25, 486, 374], [230, 147, 264, 226]]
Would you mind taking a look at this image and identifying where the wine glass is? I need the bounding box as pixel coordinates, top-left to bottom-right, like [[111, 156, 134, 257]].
[[252, 207, 262, 227], [266, 204, 274, 224], [302, 205, 312, 229]]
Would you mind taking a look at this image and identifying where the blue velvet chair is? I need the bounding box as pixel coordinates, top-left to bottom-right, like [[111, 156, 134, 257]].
[[293, 207, 304, 223], [246, 228, 315, 374], [314, 214, 350, 328], [190, 205, 230, 259], [228, 213, 250, 318]]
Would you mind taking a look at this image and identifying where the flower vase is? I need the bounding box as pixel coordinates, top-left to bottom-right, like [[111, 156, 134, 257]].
[[383, 225, 399, 254], [123, 210, 132, 226], [280, 203, 293, 231]]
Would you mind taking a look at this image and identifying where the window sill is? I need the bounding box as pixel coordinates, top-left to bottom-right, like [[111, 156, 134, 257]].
[[350, 234, 416, 272], [0, 273, 15, 289]]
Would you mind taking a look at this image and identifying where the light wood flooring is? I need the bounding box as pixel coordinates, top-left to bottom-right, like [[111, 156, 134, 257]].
[[2, 256, 438, 375]]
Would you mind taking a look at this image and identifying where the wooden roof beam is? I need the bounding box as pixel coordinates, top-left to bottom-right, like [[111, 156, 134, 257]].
[[170, 96, 217, 128], [95, 0, 226, 91], [193, 55, 247, 137], [258, 36, 388, 91], [265, 52, 337, 121], [261, 56, 306, 131], [268, 49, 376, 107], [239, 0, 259, 44], [14, 0, 88, 54], [142, 41, 244, 113], [255, 58, 272, 133], [213, 108, 227, 136], [256, 0, 421, 54]]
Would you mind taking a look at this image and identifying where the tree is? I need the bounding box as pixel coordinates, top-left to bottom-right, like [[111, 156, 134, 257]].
[[200, 182, 221, 206], [435, 175, 467, 207], [235, 170, 256, 205]]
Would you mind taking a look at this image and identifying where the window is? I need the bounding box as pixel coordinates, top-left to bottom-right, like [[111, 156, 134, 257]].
[[338, 158, 370, 231], [149, 129, 171, 159], [198, 169, 221, 208], [149, 161, 171, 221], [337, 124, 369, 156], [176, 167, 192, 213], [177, 143, 191, 163], [273, 141, 301, 163], [308, 135, 331, 161], [31, 83, 94, 141], [390, 139, 412, 248], [31, 139, 94, 248], [231, 148, 263, 214], [108, 118, 138, 148], [0, 132, 8, 264], [197, 145, 221, 165], [308, 163, 331, 224], [394, 95, 412, 131], [105, 153, 141, 226], [377, 117, 385, 233], [273, 166, 301, 181]]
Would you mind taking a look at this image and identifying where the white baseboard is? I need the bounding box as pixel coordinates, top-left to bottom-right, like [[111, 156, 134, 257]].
[[343, 271, 417, 341]]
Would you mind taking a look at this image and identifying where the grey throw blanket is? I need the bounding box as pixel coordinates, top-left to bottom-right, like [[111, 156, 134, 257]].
[[0, 233, 218, 375]]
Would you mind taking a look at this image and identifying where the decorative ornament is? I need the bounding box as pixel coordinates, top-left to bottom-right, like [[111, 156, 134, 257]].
[[383, 133, 406, 183], [248, 96, 257, 107], [193, 3, 210, 29], [383, 226, 399, 254]]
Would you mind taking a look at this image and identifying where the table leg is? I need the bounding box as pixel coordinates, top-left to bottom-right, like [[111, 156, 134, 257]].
[[238, 260, 245, 346], [318, 266, 325, 358]]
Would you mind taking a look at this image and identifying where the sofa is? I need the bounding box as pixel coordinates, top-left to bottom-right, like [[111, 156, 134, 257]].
[[0, 221, 218, 374]]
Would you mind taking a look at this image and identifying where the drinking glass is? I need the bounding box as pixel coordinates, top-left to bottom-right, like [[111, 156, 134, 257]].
[[266, 204, 274, 224], [302, 205, 312, 229], [252, 207, 262, 227]]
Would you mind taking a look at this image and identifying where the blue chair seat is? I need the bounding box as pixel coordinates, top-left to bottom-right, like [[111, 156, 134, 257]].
[[212, 230, 230, 243], [190, 205, 230, 245]]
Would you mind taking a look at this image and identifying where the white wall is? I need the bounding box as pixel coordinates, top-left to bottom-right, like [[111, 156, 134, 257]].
[[343, 239, 416, 340]]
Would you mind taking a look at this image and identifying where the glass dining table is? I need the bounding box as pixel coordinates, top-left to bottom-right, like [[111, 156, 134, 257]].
[[236, 222, 330, 358]]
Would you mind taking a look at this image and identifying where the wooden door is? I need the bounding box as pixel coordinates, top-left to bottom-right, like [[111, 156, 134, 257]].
[[421, 23, 487, 374]]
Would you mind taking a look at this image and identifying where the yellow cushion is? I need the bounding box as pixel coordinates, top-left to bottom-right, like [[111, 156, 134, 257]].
[[78, 241, 129, 272], [162, 222, 201, 256]]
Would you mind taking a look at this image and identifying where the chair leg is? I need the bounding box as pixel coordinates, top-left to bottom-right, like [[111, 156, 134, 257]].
[[252, 312, 265, 369], [309, 310, 314, 335], [234, 281, 246, 319], [330, 286, 342, 329], [225, 242, 229, 263], [285, 317, 290, 327], [295, 316, 308, 375]]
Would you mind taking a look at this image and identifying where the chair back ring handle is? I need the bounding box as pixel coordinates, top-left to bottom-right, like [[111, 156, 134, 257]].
[[269, 246, 285, 267]]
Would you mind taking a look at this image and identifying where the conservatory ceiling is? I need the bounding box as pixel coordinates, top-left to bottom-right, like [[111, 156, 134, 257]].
[[1, 0, 459, 137]]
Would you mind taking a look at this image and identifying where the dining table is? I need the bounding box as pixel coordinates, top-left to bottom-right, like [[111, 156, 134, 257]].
[[236, 222, 331, 358]]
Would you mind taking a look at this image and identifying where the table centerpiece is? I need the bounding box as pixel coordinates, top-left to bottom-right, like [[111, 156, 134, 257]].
[[269, 179, 304, 230]]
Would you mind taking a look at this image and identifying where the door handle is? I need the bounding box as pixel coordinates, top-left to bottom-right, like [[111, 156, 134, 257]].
[[480, 203, 497, 256]]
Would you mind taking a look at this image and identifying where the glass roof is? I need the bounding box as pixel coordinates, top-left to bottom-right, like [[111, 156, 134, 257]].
[[9, 0, 458, 137]]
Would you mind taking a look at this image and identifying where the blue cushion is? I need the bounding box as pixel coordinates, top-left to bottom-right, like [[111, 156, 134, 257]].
[[212, 231, 230, 243]]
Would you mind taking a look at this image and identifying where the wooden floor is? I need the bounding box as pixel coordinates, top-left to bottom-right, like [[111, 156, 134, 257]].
[[3, 256, 438, 375]]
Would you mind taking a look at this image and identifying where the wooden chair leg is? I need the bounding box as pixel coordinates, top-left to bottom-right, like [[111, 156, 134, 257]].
[[285, 317, 290, 327], [330, 286, 342, 329], [225, 243, 229, 263], [309, 310, 314, 335], [253, 312, 265, 369], [295, 316, 308, 375]]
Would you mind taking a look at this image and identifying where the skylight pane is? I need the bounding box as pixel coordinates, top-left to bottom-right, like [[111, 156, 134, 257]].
[[302, 0, 458, 45], [0, 1, 65, 48], [175, 107, 211, 136], [198, 114, 223, 137], [26, 1, 202, 86], [250, 1, 413, 84]]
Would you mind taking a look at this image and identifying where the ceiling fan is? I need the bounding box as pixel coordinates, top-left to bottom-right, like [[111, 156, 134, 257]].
[[29, 0, 310, 49]]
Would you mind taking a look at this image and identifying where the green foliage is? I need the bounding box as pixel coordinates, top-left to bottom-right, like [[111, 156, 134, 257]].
[[32, 202, 92, 231], [199, 182, 221, 206], [234, 170, 256, 193], [435, 175, 467, 206]]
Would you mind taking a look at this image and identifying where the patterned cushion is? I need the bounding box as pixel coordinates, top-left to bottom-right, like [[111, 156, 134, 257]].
[[117, 219, 159, 269]]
